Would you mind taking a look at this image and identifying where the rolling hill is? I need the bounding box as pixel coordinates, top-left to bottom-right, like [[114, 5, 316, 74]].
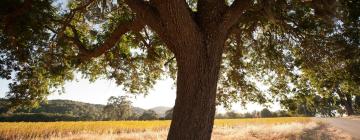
[[0, 99, 150, 121], [150, 106, 172, 117]]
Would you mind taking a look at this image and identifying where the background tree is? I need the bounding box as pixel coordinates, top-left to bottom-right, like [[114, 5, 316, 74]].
[[215, 113, 226, 119], [260, 108, 272, 118], [243, 112, 253, 118], [139, 109, 159, 120], [273, 110, 291, 117], [355, 96, 360, 114], [103, 96, 133, 120], [0, 0, 358, 139], [225, 111, 240, 119], [282, 0, 360, 116]]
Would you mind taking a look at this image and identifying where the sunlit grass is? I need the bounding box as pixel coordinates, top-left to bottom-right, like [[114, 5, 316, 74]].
[[214, 117, 311, 127], [0, 117, 311, 139]]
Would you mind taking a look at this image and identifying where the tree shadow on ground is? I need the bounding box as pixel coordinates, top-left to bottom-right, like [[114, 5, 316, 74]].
[[299, 123, 354, 140]]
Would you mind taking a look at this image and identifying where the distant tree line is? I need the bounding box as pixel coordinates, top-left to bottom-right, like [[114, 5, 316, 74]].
[[214, 108, 292, 119], [0, 113, 80, 122], [0, 96, 162, 122], [1, 94, 351, 122], [1, 96, 295, 122]]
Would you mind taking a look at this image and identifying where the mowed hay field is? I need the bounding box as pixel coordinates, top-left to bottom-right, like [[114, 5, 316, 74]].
[[0, 117, 352, 140]]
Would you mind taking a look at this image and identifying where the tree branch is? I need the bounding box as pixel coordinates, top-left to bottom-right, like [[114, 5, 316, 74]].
[[71, 0, 96, 12], [55, 0, 98, 43], [197, 0, 227, 30], [124, 0, 164, 37], [67, 19, 143, 62], [149, 0, 203, 53], [220, 0, 253, 31], [125, 0, 202, 54], [4, 0, 33, 43], [164, 56, 176, 66], [124, 0, 178, 51], [68, 25, 88, 54]]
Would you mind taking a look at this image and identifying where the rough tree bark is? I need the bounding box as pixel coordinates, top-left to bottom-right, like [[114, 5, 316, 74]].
[[356, 95, 360, 106], [166, 35, 226, 139], [338, 91, 354, 116], [123, 0, 252, 139], [345, 94, 354, 116], [70, 0, 251, 138]]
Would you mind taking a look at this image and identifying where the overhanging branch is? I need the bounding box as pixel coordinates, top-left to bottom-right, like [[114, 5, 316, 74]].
[[220, 0, 253, 31], [125, 0, 202, 55], [53, 0, 96, 46], [197, 0, 227, 28], [4, 0, 33, 45], [67, 19, 143, 62], [124, 0, 178, 51], [124, 0, 163, 36]]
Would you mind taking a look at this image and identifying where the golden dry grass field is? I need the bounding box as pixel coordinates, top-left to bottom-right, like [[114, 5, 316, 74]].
[[0, 117, 352, 140]]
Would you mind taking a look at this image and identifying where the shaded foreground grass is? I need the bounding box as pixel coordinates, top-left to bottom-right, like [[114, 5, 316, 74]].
[[0, 117, 352, 140]]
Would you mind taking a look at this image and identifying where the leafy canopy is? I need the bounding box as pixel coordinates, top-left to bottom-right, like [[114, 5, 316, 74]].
[[0, 0, 359, 110]]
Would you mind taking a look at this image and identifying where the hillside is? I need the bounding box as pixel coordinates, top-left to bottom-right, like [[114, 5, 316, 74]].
[[150, 106, 172, 117], [30, 100, 105, 120], [0, 99, 148, 121]]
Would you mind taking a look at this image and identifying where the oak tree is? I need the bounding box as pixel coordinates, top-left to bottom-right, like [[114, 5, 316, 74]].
[[280, 0, 360, 116], [0, 0, 358, 139], [103, 96, 133, 120]]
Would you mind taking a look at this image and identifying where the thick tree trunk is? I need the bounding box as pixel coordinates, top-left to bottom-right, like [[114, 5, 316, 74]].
[[345, 94, 354, 116], [125, 1, 246, 139], [355, 95, 360, 114], [338, 91, 354, 116], [167, 39, 224, 140]]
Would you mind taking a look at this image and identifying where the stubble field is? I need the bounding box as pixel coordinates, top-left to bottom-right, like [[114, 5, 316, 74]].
[[0, 117, 352, 140]]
